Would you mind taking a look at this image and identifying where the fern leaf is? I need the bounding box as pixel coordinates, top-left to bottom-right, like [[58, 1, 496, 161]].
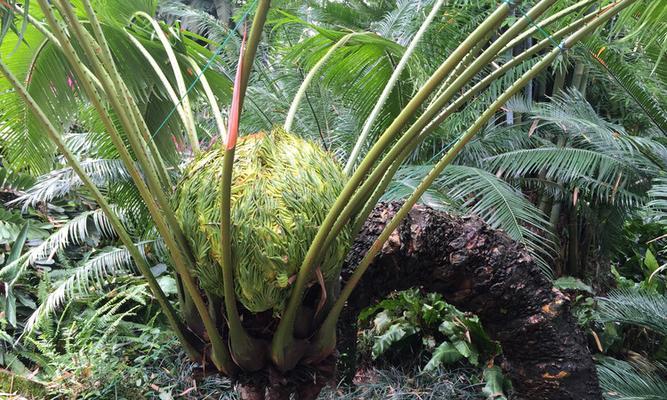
[[596, 290, 667, 336], [25, 242, 154, 332]]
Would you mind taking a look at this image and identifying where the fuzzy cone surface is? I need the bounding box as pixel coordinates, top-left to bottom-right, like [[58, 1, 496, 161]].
[[173, 128, 351, 313]]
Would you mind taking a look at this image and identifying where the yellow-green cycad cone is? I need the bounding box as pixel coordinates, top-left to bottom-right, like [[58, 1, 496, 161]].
[[173, 128, 351, 313]]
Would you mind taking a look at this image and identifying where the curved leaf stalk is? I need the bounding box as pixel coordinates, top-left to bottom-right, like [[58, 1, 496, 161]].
[[310, 0, 639, 362], [219, 29, 265, 372], [126, 32, 200, 140], [134, 11, 200, 153], [343, 3, 621, 240], [76, 25, 170, 187], [0, 58, 201, 361], [186, 57, 227, 140], [344, 0, 446, 174], [315, 0, 559, 267], [428, 33, 491, 108], [59, 1, 173, 212], [125, 94, 173, 188], [271, 0, 517, 371], [41, 0, 233, 373], [500, 0, 597, 54], [284, 32, 360, 132], [239, 0, 271, 107], [350, 153, 406, 235], [423, 8, 601, 135], [79, 0, 241, 372], [61, 0, 192, 272], [79, 0, 172, 188], [54, 0, 184, 267]]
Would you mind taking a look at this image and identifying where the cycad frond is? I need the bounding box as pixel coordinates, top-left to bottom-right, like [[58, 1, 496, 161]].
[[488, 147, 640, 187], [508, 90, 666, 170], [0, 25, 77, 174], [596, 290, 667, 336], [648, 177, 667, 222], [11, 159, 131, 210], [283, 27, 406, 135], [388, 164, 556, 275], [585, 38, 667, 135], [371, 0, 427, 45], [25, 242, 153, 331], [0, 208, 125, 284], [597, 357, 667, 400]]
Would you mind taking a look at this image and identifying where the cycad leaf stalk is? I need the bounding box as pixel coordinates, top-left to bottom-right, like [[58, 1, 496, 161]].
[[271, 0, 518, 370], [134, 11, 200, 153], [310, 0, 639, 361], [344, 0, 447, 174], [220, 27, 266, 372], [39, 0, 234, 373], [313, 0, 559, 286], [0, 57, 201, 361], [284, 32, 360, 133]]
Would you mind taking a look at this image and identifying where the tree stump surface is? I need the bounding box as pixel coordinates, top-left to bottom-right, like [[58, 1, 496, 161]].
[[341, 202, 602, 400]]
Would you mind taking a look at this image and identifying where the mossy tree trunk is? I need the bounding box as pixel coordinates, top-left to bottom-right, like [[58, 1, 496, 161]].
[[240, 203, 602, 399]]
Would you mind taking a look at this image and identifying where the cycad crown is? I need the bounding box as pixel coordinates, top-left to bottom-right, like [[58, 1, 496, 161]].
[[173, 128, 352, 313]]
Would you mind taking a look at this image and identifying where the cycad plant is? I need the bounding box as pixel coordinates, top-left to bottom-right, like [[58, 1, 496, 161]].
[[0, 0, 642, 398]]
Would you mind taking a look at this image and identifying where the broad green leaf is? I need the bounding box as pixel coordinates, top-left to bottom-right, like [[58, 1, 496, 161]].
[[5, 288, 16, 327], [453, 339, 477, 365], [373, 310, 393, 333], [644, 249, 659, 273], [371, 323, 417, 359], [554, 276, 595, 294], [423, 342, 463, 371], [482, 366, 509, 400]]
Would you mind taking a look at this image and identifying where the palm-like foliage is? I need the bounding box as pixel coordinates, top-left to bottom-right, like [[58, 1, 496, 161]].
[[0, 0, 232, 175], [649, 178, 667, 223], [597, 357, 667, 400], [387, 164, 556, 273], [597, 290, 667, 335], [585, 38, 667, 135], [595, 290, 667, 400], [0, 0, 647, 395]]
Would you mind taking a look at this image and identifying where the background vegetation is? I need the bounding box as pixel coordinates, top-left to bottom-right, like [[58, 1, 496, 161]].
[[0, 0, 665, 398]]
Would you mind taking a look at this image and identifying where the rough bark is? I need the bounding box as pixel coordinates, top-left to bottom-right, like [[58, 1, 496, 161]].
[[341, 202, 602, 400]]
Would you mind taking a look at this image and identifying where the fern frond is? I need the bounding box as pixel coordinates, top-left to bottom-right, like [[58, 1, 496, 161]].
[[25, 242, 154, 331], [596, 290, 667, 336], [11, 159, 131, 210], [597, 357, 667, 400], [0, 208, 126, 284], [388, 164, 556, 275]]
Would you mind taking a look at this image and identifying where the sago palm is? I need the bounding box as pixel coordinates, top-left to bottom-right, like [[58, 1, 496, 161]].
[[0, 0, 644, 398]]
